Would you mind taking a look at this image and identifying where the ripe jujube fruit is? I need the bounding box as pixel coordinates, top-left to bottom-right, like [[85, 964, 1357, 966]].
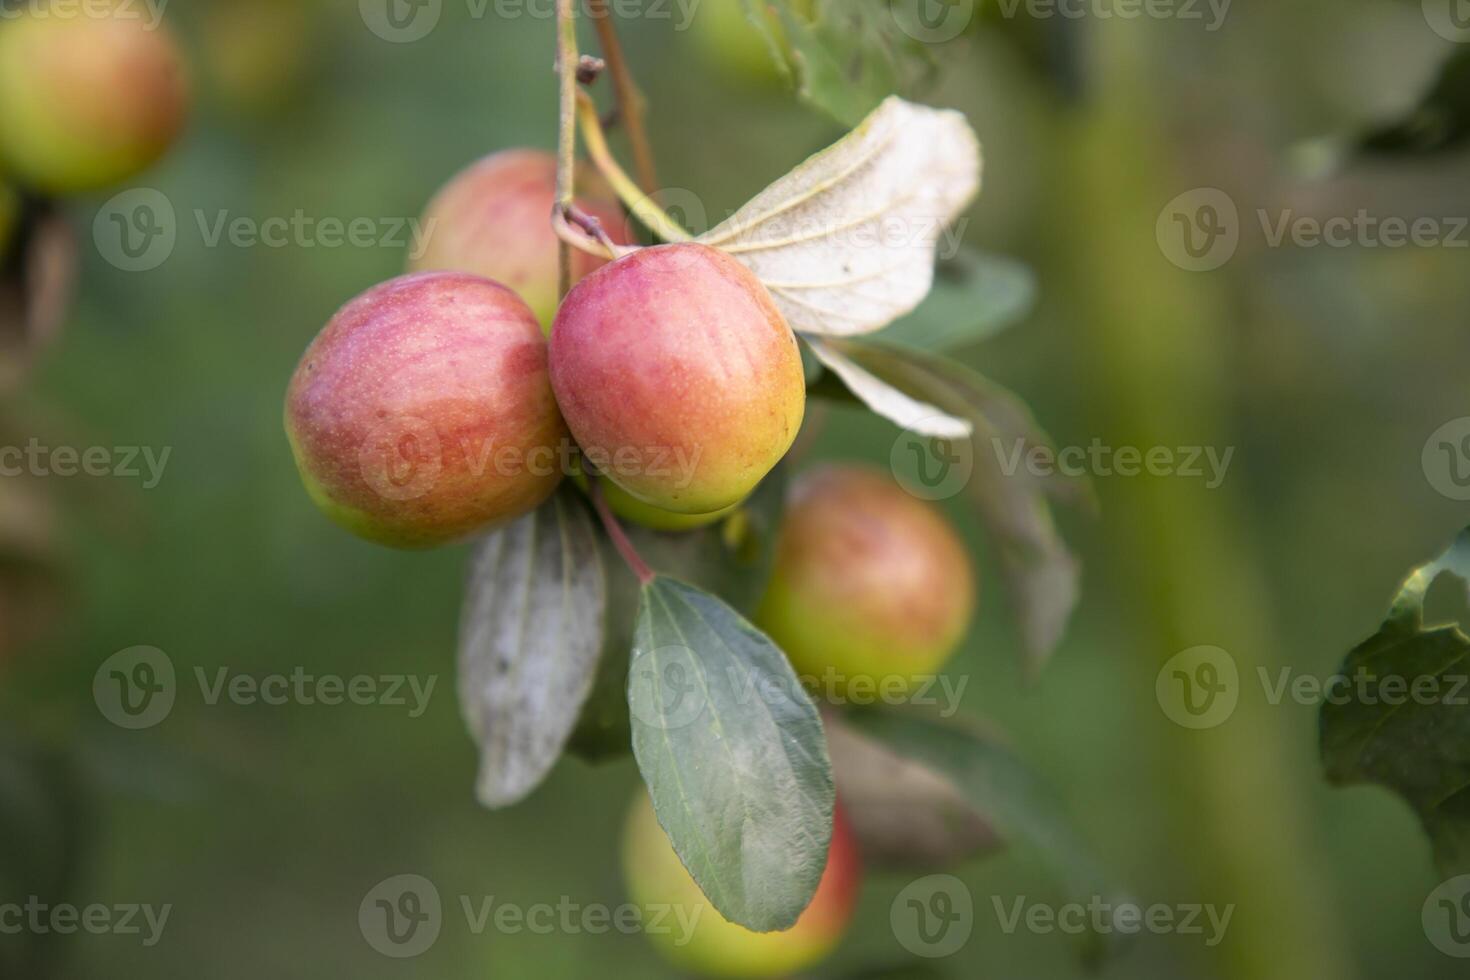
[[757, 465, 975, 696], [410, 149, 631, 331], [549, 243, 805, 515], [622, 792, 860, 978], [285, 272, 567, 549], [0, 2, 189, 193]]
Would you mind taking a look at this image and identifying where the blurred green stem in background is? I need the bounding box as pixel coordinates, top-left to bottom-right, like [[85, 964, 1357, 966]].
[[1053, 19, 1350, 980]]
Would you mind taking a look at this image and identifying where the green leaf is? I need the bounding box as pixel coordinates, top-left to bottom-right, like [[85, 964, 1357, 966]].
[[812, 339, 1089, 678], [628, 576, 834, 932], [569, 468, 788, 762], [1320, 527, 1470, 876], [772, 0, 937, 126], [847, 708, 1132, 967], [457, 490, 606, 808], [1357, 47, 1470, 159], [827, 714, 1003, 869], [875, 249, 1036, 353]]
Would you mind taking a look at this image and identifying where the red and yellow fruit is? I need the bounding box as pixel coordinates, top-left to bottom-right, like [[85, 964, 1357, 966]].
[[757, 465, 975, 696], [410, 149, 631, 330], [549, 243, 805, 515], [0, 2, 189, 193], [285, 272, 567, 548], [623, 792, 861, 978]]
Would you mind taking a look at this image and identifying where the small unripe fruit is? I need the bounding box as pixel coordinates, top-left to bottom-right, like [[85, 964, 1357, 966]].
[[410, 149, 631, 330], [549, 243, 805, 514], [285, 272, 567, 549], [757, 465, 975, 695], [622, 792, 860, 978], [0, 3, 188, 194]]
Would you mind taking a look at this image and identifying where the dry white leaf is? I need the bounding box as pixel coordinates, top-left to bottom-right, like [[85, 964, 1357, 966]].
[[699, 96, 981, 337], [458, 492, 606, 808], [807, 337, 972, 439]]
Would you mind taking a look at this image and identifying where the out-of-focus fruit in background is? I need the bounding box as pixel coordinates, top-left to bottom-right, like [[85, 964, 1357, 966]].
[[0, 1, 189, 194], [622, 791, 861, 978]]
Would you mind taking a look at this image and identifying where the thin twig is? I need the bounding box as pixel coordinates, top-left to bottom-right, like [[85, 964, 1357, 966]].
[[587, 0, 658, 193], [589, 477, 655, 586], [576, 90, 690, 243], [552, 206, 632, 261], [554, 0, 580, 298]]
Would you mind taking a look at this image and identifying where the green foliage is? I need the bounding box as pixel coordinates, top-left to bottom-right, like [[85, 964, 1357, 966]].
[[739, 0, 938, 124], [629, 576, 834, 932], [569, 468, 787, 760], [876, 248, 1037, 353], [848, 707, 1132, 966], [1320, 527, 1470, 876], [1358, 48, 1470, 158]]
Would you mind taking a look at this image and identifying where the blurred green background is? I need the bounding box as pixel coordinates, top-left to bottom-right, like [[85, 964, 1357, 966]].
[[2, 0, 1469, 977]]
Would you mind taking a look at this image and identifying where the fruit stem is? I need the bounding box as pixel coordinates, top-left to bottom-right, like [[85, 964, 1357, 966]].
[[554, 0, 580, 298], [589, 477, 656, 586], [587, 0, 659, 193], [552, 204, 634, 261], [576, 91, 691, 244]]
